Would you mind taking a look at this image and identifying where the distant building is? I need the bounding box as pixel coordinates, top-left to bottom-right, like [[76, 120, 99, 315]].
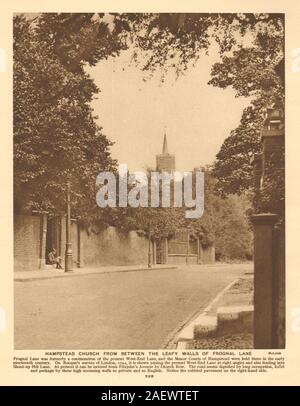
[[152, 132, 215, 266], [156, 132, 175, 172]]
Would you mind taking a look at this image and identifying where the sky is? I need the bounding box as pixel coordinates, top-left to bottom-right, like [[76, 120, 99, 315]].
[[86, 44, 251, 173]]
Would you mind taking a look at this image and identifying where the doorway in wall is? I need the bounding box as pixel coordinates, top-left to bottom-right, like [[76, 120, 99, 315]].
[[45, 217, 60, 264]]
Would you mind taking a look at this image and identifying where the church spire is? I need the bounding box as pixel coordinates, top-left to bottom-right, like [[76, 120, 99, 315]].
[[162, 130, 169, 155], [156, 127, 175, 172]]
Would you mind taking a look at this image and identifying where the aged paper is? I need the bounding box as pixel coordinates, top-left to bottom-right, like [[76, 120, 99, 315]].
[[1, 0, 300, 386]]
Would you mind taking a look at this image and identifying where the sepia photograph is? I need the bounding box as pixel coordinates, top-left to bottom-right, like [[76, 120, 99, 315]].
[[13, 12, 285, 351]]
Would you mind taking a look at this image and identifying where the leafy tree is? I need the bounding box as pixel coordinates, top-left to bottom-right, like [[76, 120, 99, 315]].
[[14, 12, 284, 236], [210, 22, 284, 196], [133, 207, 182, 241], [13, 14, 125, 224], [117, 13, 284, 200], [109, 169, 184, 240], [112, 168, 253, 260], [182, 170, 253, 260], [212, 194, 253, 261]]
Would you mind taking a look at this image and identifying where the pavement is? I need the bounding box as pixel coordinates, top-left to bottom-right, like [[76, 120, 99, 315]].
[[14, 264, 177, 282], [175, 273, 254, 349], [14, 262, 253, 350]]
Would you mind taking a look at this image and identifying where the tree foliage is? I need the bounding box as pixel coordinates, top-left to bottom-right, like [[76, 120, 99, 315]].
[[210, 19, 284, 196], [117, 13, 284, 198], [118, 12, 284, 216], [14, 13, 283, 253], [109, 170, 253, 260], [13, 14, 125, 223], [181, 171, 253, 260]]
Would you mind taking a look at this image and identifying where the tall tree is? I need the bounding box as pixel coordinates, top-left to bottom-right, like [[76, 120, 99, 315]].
[[14, 13, 284, 226], [117, 13, 284, 197], [13, 14, 125, 224]]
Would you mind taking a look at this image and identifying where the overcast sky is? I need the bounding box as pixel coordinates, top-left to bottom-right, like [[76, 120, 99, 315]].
[[86, 44, 250, 173]]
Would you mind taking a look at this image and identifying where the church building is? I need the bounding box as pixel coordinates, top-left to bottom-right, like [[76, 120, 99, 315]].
[[151, 133, 215, 265], [156, 132, 175, 172]]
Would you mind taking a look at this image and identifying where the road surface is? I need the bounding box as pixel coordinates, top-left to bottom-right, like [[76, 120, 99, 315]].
[[14, 263, 251, 349]]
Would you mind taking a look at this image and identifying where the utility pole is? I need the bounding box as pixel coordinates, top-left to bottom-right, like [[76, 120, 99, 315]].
[[65, 181, 73, 272]]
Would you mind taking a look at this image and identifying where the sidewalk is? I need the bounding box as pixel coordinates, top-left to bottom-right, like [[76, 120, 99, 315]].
[[205, 274, 253, 316], [175, 273, 254, 349], [14, 264, 177, 282]]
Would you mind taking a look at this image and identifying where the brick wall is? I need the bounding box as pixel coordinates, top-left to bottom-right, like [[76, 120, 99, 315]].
[[14, 215, 41, 272], [201, 245, 215, 264], [166, 245, 214, 265], [14, 215, 215, 271], [274, 222, 285, 348], [81, 226, 148, 267], [14, 215, 148, 271], [167, 255, 198, 265]]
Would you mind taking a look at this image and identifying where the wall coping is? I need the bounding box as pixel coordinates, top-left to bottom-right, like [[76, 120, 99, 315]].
[[251, 213, 278, 225]]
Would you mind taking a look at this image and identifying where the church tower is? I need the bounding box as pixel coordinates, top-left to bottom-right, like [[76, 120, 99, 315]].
[[156, 131, 175, 172]]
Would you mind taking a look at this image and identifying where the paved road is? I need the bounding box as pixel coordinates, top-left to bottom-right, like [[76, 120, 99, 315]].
[[14, 264, 252, 349]]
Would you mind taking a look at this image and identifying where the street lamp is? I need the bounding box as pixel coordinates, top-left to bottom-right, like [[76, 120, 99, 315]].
[[186, 229, 189, 265], [148, 230, 152, 268], [65, 181, 73, 272]]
